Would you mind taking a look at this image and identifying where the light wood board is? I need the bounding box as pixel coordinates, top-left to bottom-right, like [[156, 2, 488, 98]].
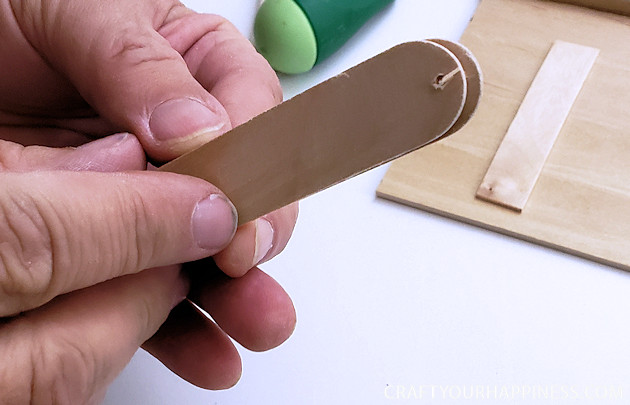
[[476, 40, 599, 212], [377, 0, 630, 270]]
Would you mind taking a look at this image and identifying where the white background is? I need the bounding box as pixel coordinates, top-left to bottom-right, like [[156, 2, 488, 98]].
[[105, 1, 630, 404]]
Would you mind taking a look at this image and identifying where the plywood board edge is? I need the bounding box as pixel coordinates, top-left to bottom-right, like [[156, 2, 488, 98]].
[[376, 189, 630, 271]]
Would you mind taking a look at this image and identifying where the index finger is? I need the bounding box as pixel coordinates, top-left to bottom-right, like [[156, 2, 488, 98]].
[[161, 12, 283, 127]]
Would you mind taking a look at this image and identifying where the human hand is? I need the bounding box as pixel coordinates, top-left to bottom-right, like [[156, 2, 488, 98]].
[[0, 0, 298, 402]]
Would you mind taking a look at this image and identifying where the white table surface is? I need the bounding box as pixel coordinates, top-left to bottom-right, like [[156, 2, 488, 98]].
[[104, 1, 630, 404]]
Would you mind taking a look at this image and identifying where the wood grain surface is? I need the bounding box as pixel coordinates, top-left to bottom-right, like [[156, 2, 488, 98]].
[[476, 40, 599, 212], [377, 0, 630, 270]]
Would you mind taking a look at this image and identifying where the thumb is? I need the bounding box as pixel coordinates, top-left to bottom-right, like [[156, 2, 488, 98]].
[[0, 133, 238, 316], [15, 0, 230, 161], [0, 169, 237, 316]]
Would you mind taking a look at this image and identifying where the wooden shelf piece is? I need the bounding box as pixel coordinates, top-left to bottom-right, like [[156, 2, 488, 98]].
[[476, 40, 598, 212]]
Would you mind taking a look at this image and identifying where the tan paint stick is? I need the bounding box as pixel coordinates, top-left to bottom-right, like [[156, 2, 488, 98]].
[[161, 40, 481, 225], [476, 40, 598, 212]]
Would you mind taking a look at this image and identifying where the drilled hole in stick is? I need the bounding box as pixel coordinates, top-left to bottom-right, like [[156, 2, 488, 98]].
[[433, 68, 461, 90]]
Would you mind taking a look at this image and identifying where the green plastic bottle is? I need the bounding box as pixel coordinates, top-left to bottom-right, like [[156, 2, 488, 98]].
[[254, 0, 394, 74]]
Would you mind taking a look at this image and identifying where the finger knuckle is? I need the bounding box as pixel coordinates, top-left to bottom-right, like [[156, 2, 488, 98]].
[[0, 176, 164, 317], [8, 318, 100, 405], [0, 189, 55, 315], [120, 188, 156, 272], [83, 184, 152, 276], [0, 319, 97, 405], [109, 26, 182, 67]]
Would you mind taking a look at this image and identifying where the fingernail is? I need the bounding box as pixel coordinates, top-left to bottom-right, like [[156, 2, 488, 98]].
[[253, 218, 274, 265], [149, 98, 226, 143], [192, 194, 238, 252]]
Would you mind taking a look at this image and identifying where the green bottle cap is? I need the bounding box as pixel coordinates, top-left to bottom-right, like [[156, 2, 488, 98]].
[[254, 0, 318, 74], [255, 0, 394, 74]]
